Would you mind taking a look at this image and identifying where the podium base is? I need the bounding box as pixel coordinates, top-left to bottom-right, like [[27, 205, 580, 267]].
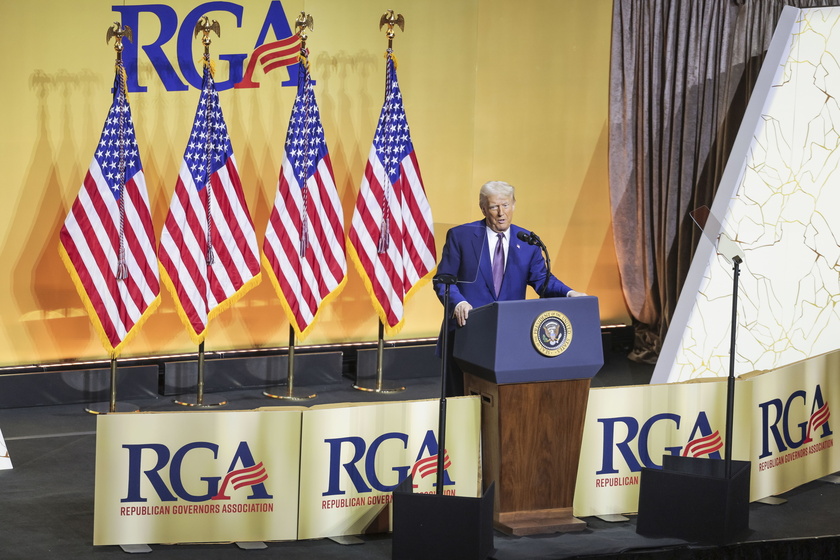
[[496, 507, 586, 536], [392, 479, 495, 560], [636, 455, 750, 544]]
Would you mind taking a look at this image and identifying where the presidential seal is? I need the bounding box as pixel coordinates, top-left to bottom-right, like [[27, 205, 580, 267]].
[[531, 310, 573, 357]]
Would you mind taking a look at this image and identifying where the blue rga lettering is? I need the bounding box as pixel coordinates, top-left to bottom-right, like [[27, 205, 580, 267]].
[[121, 440, 271, 503], [596, 412, 720, 474], [112, 1, 298, 92], [322, 430, 455, 497], [759, 385, 832, 459]]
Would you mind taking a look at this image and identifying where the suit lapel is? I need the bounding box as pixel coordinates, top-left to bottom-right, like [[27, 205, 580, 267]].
[[504, 229, 524, 299], [470, 221, 495, 297]]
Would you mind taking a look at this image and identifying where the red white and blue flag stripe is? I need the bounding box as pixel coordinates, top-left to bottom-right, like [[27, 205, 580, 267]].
[[159, 60, 261, 344], [59, 64, 160, 357], [348, 51, 436, 333], [262, 49, 346, 338]]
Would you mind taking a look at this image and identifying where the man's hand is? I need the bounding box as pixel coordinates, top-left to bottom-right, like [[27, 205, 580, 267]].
[[453, 301, 473, 327]]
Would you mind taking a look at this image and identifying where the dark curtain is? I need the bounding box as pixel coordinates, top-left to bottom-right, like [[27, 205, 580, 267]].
[[609, 0, 836, 364]]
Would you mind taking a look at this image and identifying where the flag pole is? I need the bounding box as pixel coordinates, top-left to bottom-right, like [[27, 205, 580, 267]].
[[263, 13, 318, 402], [264, 325, 316, 400], [85, 23, 142, 415], [354, 320, 405, 393], [86, 357, 140, 414], [352, 11, 408, 395], [173, 341, 227, 407], [172, 18, 228, 409]]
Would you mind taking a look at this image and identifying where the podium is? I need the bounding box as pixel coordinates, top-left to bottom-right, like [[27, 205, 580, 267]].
[[454, 297, 603, 536]]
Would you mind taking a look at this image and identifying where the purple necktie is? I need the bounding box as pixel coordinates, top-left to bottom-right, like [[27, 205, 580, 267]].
[[492, 232, 504, 297]]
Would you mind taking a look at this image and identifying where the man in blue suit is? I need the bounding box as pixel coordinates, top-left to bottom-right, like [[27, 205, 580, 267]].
[[434, 180, 585, 396]]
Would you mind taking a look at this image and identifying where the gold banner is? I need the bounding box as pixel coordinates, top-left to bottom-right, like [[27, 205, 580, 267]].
[[297, 396, 481, 539], [574, 352, 840, 516], [93, 396, 480, 545], [94, 409, 303, 545]]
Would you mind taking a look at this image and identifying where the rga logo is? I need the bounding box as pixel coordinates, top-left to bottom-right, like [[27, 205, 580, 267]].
[[113, 1, 302, 92], [120, 440, 274, 517], [758, 385, 832, 471], [321, 429, 455, 510], [594, 411, 723, 488]]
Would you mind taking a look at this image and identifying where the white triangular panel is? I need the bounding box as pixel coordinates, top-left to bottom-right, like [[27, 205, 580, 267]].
[[654, 6, 840, 383]]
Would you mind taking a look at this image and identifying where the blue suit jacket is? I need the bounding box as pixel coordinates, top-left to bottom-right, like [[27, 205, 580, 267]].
[[434, 220, 571, 334]]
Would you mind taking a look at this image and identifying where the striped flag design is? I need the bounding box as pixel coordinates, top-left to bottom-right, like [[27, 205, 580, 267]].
[[262, 49, 346, 338], [348, 50, 436, 333], [159, 60, 261, 344], [235, 34, 302, 89], [410, 450, 451, 488], [212, 462, 269, 500], [681, 431, 723, 458], [804, 403, 831, 444], [58, 63, 160, 357]]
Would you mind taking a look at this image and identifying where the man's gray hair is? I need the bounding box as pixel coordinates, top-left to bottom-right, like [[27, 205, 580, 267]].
[[479, 181, 516, 209]]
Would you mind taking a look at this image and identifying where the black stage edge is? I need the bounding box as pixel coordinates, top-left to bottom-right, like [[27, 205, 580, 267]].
[[392, 477, 495, 560], [0, 327, 631, 409], [636, 455, 751, 544], [354, 344, 440, 384], [0, 365, 158, 408], [161, 351, 343, 395]]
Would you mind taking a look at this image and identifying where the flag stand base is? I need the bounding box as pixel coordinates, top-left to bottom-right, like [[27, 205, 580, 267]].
[[173, 394, 227, 407], [84, 358, 139, 414], [353, 382, 405, 394], [352, 321, 405, 393], [85, 402, 140, 415], [263, 388, 316, 400]]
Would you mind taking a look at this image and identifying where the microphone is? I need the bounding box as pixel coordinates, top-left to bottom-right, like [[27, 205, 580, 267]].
[[516, 230, 544, 248], [433, 273, 457, 285]]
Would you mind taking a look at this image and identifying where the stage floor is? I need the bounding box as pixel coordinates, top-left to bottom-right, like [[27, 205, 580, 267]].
[[1, 354, 839, 559]]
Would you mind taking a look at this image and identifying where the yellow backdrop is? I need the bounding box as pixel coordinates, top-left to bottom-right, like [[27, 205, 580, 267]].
[[0, 0, 625, 366]]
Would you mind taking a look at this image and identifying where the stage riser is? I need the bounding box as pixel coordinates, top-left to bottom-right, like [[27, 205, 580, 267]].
[[353, 344, 440, 383], [162, 352, 343, 395], [0, 346, 440, 408], [0, 328, 627, 409], [0, 366, 159, 408]]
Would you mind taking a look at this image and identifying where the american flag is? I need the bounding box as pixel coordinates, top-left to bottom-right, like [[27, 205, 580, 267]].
[[263, 50, 346, 338], [159, 59, 261, 344], [348, 51, 436, 333], [58, 64, 160, 357]]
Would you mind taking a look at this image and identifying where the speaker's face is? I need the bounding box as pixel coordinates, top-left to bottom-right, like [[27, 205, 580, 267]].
[[482, 194, 515, 233]]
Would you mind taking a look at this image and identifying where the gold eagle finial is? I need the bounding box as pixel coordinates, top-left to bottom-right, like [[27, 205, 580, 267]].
[[106, 22, 133, 51], [379, 10, 405, 38], [295, 12, 314, 35], [194, 16, 221, 43]]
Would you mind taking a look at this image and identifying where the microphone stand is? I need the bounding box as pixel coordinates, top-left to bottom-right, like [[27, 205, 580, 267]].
[[434, 273, 457, 495], [724, 255, 742, 479], [539, 241, 551, 298]]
